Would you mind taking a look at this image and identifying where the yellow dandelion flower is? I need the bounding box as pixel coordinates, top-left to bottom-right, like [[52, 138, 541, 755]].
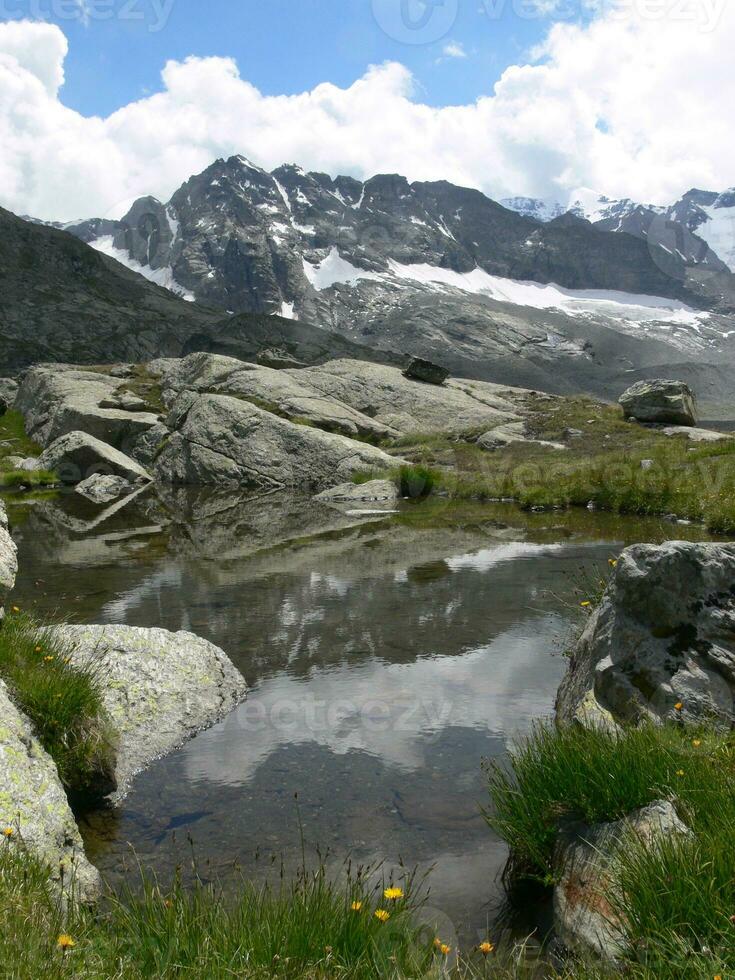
[[479, 941, 495, 955], [11, 606, 20, 614], [608, 559, 618, 568], [35, 646, 42, 653], [374, 909, 390, 923], [57, 935, 76, 951], [439, 944, 451, 956], [674, 702, 683, 712], [44, 656, 55, 663], [351, 901, 363, 912], [580, 601, 592, 607], [433, 938, 443, 949], [692, 739, 702, 748], [3, 827, 15, 838], [383, 887, 404, 901], [676, 770, 685, 777]]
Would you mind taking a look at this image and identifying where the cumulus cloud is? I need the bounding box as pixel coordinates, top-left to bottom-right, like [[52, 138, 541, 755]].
[[0, 3, 733, 222]]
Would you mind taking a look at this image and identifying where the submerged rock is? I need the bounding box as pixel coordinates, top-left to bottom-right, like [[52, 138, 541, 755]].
[[38, 431, 153, 486], [74, 473, 135, 505], [619, 380, 697, 426], [0, 500, 18, 619], [557, 541, 735, 730], [554, 800, 691, 960], [0, 678, 101, 901], [315, 479, 399, 504], [403, 357, 450, 386], [49, 624, 247, 800]]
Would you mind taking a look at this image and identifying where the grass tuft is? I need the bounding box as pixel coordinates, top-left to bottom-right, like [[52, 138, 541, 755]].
[[0, 613, 117, 803], [486, 722, 735, 978]]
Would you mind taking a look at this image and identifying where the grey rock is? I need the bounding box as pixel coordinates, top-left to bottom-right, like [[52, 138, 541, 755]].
[[660, 425, 732, 442], [16, 457, 40, 472], [403, 357, 450, 386], [74, 473, 134, 505], [640, 458, 655, 470], [49, 624, 247, 800], [0, 677, 101, 901], [0, 499, 18, 619], [0, 378, 18, 407], [557, 541, 735, 730], [619, 380, 697, 426], [2, 456, 24, 469], [153, 352, 399, 442], [554, 800, 691, 960], [477, 421, 566, 452], [256, 348, 306, 369], [315, 479, 399, 504], [154, 391, 401, 491], [15, 365, 160, 454], [38, 431, 153, 486]]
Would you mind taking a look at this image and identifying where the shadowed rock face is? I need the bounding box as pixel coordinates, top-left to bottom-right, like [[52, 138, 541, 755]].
[[557, 541, 735, 730], [619, 379, 698, 426]]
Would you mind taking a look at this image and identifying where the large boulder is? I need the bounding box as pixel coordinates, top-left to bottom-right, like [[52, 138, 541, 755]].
[[48, 625, 247, 800], [14, 365, 160, 454], [154, 391, 401, 491], [0, 501, 18, 619], [0, 678, 101, 901], [38, 431, 153, 486], [403, 357, 450, 386], [554, 801, 691, 960], [151, 354, 523, 437], [557, 542, 735, 730], [619, 380, 697, 426]]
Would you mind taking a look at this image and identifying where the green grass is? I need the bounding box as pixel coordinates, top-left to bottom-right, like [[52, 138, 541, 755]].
[[485, 722, 735, 978], [0, 847, 471, 979], [0, 468, 58, 488], [0, 409, 41, 464], [0, 614, 116, 803], [383, 396, 735, 533]]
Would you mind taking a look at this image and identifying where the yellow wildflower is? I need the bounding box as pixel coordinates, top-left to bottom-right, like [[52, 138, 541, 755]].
[[580, 601, 592, 607], [35, 646, 42, 653], [44, 656, 55, 663], [351, 901, 363, 912], [374, 909, 390, 923], [57, 935, 76, 951], [479, 941, 495, 955], [433, 938, 443, 949], [608, 558, 618, 568], [3, 827, 14, 838], [674, 702, 683, 712], [692, 739, 702, 748], [383, 887, 404, 901], [439, 944, 451, 956], [676, 770, 685, 777], [11, 606, 20, 614]]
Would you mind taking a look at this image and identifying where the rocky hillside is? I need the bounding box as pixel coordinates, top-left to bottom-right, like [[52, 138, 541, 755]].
[[0, 208, 398, 374]]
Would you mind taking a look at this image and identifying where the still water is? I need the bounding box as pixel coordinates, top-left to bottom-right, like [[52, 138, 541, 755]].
[[5, 489, 716, 946]]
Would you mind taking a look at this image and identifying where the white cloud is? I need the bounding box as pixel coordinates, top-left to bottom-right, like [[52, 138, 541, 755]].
[[441, 41, 468, 59], [0, 4, 733, 222]]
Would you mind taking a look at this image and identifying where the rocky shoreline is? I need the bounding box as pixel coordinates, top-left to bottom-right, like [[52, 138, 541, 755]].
[[0, 496, 247, 901]]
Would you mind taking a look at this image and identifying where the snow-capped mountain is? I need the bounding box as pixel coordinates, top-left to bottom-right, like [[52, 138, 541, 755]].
[[45, 155, 735, 408], [503, 188, 735, 274]]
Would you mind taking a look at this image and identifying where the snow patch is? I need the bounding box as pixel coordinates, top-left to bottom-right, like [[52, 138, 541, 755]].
[[303, 248, 383, 291], [91, 236, 195, 302], [386, 261, 709, 328]]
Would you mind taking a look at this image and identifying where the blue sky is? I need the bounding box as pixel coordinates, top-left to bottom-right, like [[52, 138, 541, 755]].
[[30, 0, 581, 116]]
